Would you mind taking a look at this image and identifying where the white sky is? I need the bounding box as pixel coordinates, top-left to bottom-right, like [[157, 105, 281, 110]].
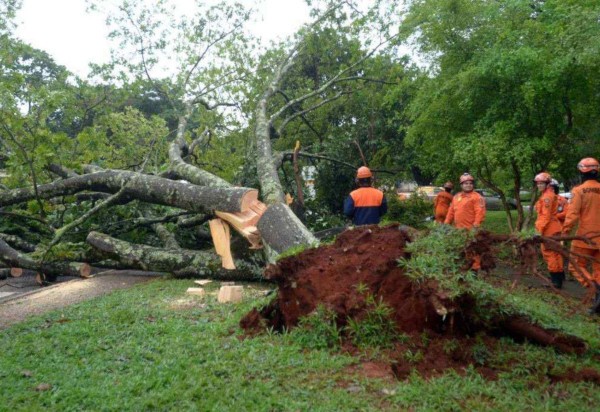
[[14, 0, 311, 78]]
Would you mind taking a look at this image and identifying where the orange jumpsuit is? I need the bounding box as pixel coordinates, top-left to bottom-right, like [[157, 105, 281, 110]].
[[433, 191, 453, 223], [445, 191, 486, 269], [534, 188, 563, 272], [555, 195, 569, 223], [562, 180, 600, 287]]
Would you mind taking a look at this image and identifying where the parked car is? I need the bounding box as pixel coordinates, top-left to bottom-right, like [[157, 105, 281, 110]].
[[397, 186, 444, 202], [474, 189, 518, 211]]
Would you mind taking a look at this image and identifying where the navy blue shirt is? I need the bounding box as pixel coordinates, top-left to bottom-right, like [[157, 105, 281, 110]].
[[344, 187, 387, 225]]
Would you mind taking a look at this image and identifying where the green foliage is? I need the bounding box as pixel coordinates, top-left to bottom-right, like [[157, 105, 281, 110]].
[[303, 199, 347, 232], [401, 225, 600, 342], [403, 349, 424, 364], [289, 305, 341, 350], [384, 191, 432, 228], [346, 294, 398, 349], [76, 107, 169, 173], [399, 224, 472, 297], [313, 162, 355, 214], [472, 335, 490, 366], [402, 0, 600, 229]]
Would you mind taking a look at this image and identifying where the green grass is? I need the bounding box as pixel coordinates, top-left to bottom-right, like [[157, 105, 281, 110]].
[[482, 210, 515, 234], [2, 279, 600, 411]]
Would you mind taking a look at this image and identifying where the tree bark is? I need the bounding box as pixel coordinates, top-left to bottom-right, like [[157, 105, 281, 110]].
[[0, 169, 258, 213], [258, 203, 317, 254], [0, 233, 36, 252], [86, 231, 262, 281]]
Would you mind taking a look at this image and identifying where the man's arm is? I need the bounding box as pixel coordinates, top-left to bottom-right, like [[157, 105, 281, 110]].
[[343, 195, 355, 218], [444, 200, 455, 224], [562, 190, 581, 235], [474, 194, 486, 227], [535, 197, 552, 233]]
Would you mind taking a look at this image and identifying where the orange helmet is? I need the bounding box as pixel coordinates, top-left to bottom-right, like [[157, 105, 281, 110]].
[[443, 181, 454, 189], [534, 172, 551, 183], [577, 157, 600, 173], [356, 166, 373, 179], [459, 173, 474, 184]]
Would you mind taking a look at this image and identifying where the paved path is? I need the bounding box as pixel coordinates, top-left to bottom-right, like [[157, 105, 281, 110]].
[[0, 273, 158, 329]]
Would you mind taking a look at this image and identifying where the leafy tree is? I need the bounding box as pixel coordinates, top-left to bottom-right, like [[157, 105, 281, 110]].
[[401, 0, 600, 231]]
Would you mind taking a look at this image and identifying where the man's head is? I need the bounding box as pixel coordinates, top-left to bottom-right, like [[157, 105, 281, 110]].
[[356, 166, 373, 187], [534, 172, 551, 192], [443, 181, 454, 192], [459, 173, 474, 192], [577, 157, 599, 180]]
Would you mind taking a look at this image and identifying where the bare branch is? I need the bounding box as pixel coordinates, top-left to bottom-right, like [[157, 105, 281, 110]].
[[276, 91, 346, 136]]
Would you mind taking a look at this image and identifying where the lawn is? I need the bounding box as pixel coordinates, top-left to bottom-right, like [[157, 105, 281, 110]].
[[482, 210, 520, 234], [1, 277, 600, 411]]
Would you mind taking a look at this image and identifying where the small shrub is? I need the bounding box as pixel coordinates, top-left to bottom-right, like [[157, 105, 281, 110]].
[[289, 305, 341, 350], [346, 295, 398, 349], [472, 336, 490, 366], [385, 191, 432, 228], [403, 349, 424, 364]]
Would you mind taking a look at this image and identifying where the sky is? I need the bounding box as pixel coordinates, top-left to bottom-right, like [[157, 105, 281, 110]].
[[14, 0, 311, 78]]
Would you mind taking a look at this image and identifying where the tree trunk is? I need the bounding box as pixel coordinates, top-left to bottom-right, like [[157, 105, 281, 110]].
[[86, 231, 262, 281], [0, 238, 92, 278], [258, 203, 317, 254], [0, 169, 258, 214]]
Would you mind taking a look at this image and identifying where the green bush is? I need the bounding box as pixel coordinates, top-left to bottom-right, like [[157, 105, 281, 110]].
[[346, 295, 398, 349], [385, 191, 432, 228], [289, 305, 341, 350]]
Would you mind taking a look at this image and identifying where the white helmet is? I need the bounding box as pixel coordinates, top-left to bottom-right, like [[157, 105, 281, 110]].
[[549, 179, 559, 187]]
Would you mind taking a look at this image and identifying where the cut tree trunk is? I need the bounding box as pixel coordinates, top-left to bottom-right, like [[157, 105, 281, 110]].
[[0, 238, 93, 278], [86, 231, 261, 281], [0, 268, 38, 279]]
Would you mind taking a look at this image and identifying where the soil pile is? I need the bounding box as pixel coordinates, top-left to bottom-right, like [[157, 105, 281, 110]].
[[241, 224, 591, 380]]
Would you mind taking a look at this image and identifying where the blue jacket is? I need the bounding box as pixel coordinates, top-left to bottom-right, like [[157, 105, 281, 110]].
[[344, 187, 387, 225]]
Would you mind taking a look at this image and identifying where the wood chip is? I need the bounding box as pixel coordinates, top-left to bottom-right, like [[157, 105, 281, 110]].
[[217, 285, 243, 303], [186, 287, 205, 297]]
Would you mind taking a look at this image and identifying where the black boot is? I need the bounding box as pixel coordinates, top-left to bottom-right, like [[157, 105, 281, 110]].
[[550, 272, 564, 289]]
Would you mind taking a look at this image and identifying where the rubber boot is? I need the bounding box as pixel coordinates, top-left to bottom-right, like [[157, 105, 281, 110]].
[[550, 272, 564, 289]]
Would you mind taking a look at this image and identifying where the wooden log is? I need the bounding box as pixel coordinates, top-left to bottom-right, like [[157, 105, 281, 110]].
[[215, 199, 267, 249], [0, 239, 96, 278], [0, 268, 36, 279]]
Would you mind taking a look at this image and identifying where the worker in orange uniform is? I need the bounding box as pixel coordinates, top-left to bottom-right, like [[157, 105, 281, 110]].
[[534, 172, 565, 289], [549, 179, 569, 223], [433, 181, 454, 223], [444, 173, 486, 270], [344, 166, 387, 226], [562, 157, 600, 314]]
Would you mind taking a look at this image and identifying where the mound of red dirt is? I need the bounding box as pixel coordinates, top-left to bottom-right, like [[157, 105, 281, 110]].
[[240, 224, 590, 379]]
